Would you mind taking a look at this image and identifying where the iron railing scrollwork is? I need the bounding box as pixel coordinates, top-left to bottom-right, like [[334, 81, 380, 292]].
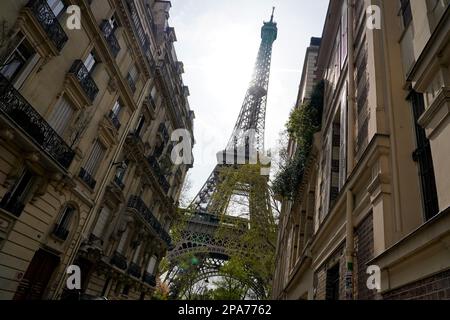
[[108, 111, 121, 130], [26, 0, 68, 52], [147, 156, 170, 194], [0, 74, 75, 169], [127, 196, 171, 246], [110, 251, 128, 270], [100, 20, 121, 58], [127, 262, 142, 279], [68, 60, 99, 102], [79, 167, 97, 189], [113, 175, 125, 190]]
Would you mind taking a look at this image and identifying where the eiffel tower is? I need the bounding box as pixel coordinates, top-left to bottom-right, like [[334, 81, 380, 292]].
[[167, 9, 277, 299]]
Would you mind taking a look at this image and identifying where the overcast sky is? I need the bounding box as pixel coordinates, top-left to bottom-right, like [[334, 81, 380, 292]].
[[169, 0, 329, 200]]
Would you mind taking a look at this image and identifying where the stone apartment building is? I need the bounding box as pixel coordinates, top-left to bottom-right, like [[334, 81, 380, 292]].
[[273, 0, 449, 300], [0, 0, 194, 300]]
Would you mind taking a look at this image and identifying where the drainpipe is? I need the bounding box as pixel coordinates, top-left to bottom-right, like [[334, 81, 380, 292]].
[[345, 0, 355, 300], [347, 0, 356, 175]]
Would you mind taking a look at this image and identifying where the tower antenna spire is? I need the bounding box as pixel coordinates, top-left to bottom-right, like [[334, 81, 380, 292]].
[[270, 7, 275, 22]]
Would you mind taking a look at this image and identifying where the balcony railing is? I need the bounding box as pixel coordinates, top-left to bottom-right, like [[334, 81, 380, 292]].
[[110, 251, 127, 270], [0, 74, 75, 169], [113, 175, 125, 190], [108, 111, 121, 130], [147, 156, 170, 194], [26, 0, 68, 52], [127, 262, 142, 279], [100, 20, 121, 58], [143, 272, 156, 287], [52, 224, 69, 240], [79, 167, 97, 189], [125, 0, 150, 54], [68, 60, 99, 102], [127, 196, 171, 246]]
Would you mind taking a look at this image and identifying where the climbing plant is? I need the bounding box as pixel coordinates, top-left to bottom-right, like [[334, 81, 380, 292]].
[[272, 80, 324, 200]]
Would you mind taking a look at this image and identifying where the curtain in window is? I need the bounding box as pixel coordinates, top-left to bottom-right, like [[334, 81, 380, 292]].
[[48, 97, 75, 136], [146, 256, 157, 274], [84, 140, 106, 175], [92, 206, 112, 238], [47, 0, 65, 17]]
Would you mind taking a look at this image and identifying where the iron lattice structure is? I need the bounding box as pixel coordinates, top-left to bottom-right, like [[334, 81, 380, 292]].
[[167, 10, 277, 299]]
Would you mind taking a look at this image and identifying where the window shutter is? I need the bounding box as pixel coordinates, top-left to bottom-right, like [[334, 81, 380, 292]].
[[48, 97, 75, 136], [92, 206, 112, 238], [146, 256, 157, 274], [85, 141, 106, 175], [117, 227, 129, 253]]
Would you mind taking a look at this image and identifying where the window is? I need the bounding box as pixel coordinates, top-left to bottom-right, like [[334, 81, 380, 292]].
[[84, 140, 106, 178], [135, 115, 145, 137], [111, 100, 122, 117], [146, 256, 157, 275], [116, 227, 129, 253], [0, 34, 39, 88], [400, 0, 412, 28], [340, 1, 348, 68], [0, 169, 35, 216], [409, 91, 439, 221], [53, 205, 75, 240], [115, 159, 129, 182], [108, 14, 120, 32], [127, 64, 139, 92], [83, 51, 98, 73], [48, 96, 75, 137], [109, 99, 122, 129], [326, 264, 340, 300], [47, 0, 66, 18], [92, 206, 112, 238]]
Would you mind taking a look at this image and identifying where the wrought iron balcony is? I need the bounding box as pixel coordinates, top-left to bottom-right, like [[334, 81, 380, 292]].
[[143, 272, 156, 287], [127, 196, 171, 246], [108, 111, 121, 130], [110, 251, 127, 270], [0, 192, 25, 217], [68, 60, 99, 102], [113, 175, 125, 190], [26, 0, 68, 52], [147, 156, 170, 194], [127, 262, 142, 279], [125, 0, 150, 54], [52, 224, 69, 241], [100, 20, 121, 58], [0, 74, 75, 170], [79, 167, 97, 189]]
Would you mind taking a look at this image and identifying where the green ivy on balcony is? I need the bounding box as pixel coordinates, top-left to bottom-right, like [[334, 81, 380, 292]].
[[272, 80, 324, 200]]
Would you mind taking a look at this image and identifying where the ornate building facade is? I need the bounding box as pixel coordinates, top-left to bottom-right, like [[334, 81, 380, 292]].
[[0, 0, 194, 300], [273, 0, 449, 300]]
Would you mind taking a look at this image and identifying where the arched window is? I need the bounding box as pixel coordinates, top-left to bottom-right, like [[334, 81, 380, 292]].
[[53, 204, 76, 241]]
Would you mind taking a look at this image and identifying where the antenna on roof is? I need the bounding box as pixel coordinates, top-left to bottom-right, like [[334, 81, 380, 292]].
[[270, 7, 275, 22]]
